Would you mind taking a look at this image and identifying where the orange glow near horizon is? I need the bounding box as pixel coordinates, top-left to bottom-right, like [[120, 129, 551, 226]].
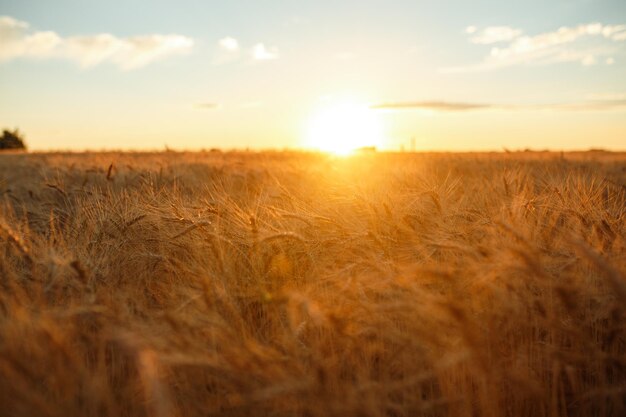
[[304, 101, 386, 155]]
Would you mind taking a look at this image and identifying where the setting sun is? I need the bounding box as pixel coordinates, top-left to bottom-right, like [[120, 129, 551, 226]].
[[305, 101, 385, 155]]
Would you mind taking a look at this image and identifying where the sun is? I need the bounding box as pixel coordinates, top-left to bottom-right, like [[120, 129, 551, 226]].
[[305, 101, 385, 155]]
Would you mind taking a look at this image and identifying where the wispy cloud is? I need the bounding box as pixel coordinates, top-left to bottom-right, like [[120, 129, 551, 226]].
[[470, 26, 523, 44], [550, 99, 626, 111], [251, 43, 279, 60], [445, 22, 626, 72], [371, 101, 492, 111], [371, 97, 626, 112], [0, 16, 193, 70]]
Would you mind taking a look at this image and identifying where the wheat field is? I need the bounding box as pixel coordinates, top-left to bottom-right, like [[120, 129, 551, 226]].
[[0, 150, 625, 417]]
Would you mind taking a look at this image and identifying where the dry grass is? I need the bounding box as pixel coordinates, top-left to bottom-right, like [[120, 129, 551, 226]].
[[0, 150, 625, 417]]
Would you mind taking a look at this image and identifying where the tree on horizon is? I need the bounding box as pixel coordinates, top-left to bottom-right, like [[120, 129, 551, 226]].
[[0, 129, 27, 150]]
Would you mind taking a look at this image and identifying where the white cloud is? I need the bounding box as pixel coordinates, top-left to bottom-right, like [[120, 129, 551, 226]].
[[0, 15, 194, 70], [213, 37, 241, 65], [0, 15, 28, 39], [69, 34, 193, 70], [470, 26, 522, 44], [0, 17, 62, 60], [614, 31, 626, 41], [445, 22, 626, 72], [252, 43, 279, 60], [465, 26, 477, 34], [218, 37, 239, 51], [606, 57, 615, 65], [214, 38, 280, 64]]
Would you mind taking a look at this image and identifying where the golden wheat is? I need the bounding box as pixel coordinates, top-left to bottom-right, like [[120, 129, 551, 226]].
[[0, 150, 624, 417]]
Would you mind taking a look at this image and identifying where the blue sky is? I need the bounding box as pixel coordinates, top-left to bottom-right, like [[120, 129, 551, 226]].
[[1, 0, 625, 150]]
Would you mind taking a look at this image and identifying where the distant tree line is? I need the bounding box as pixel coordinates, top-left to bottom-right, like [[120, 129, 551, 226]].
[[0, 129, 27, 150]]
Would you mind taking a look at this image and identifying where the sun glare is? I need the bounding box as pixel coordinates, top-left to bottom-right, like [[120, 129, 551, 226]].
[[305, 101, 385, 155]]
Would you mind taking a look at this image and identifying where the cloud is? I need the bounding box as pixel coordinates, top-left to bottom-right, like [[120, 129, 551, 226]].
[[67, 34, 193, 70], [0, 15, 193, 70], [371, 101, 491, 111], [214, 39, 279, 64], [470, 26, 522, 44], [445, 22, 626, 72], [0, 16, 62, 60], [371, 97, 626, 112], [213, 37, 241, 65], [546, 100, 626, 111], [465, 26, 477, 34], [252, 43, 279, 60], [218, 37, 239, 51]]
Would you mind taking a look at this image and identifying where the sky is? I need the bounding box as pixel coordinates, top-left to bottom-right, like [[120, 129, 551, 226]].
[[1, 0, 625, 151]]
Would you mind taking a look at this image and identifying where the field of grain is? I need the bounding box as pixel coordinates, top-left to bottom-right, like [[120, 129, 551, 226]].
[[0, 151, 625, 417]]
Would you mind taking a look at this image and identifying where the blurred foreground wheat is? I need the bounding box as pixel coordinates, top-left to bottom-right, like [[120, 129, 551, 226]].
[[0, 150, 625, 417]]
